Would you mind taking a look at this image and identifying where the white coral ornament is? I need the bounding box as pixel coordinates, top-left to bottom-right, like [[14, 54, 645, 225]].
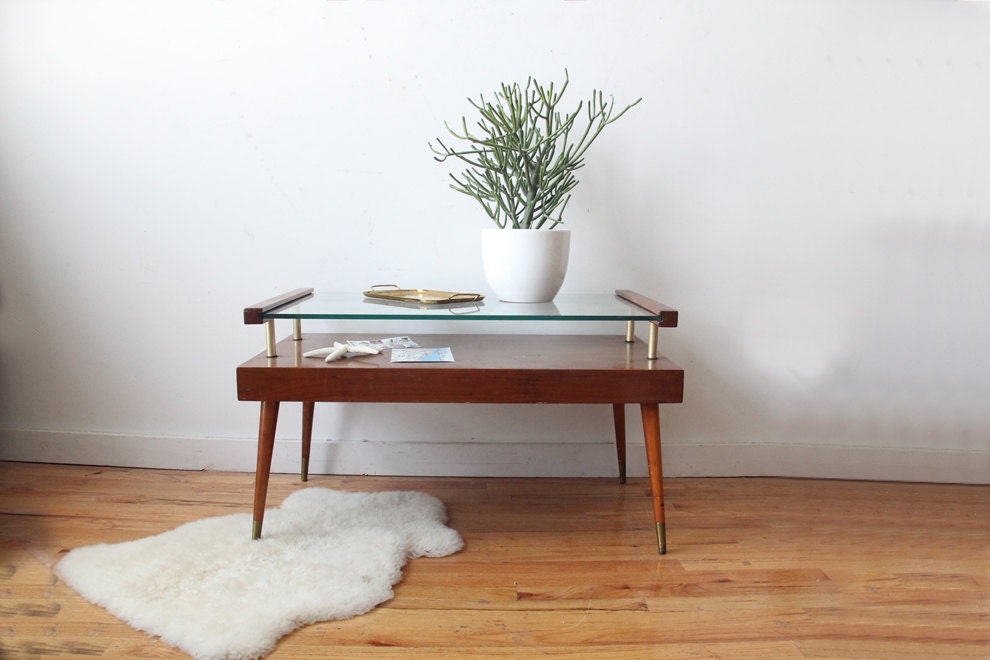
[[303, 342, 382, 362]]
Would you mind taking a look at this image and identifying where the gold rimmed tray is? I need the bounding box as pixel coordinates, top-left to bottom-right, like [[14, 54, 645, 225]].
[[363, 285, 484, 305]]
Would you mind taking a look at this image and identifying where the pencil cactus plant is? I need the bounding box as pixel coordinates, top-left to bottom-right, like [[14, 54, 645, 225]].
[[430, 71, 641, 230]]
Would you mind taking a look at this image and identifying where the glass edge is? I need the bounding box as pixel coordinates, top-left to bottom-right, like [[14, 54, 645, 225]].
[[259, 313, 662, 321]]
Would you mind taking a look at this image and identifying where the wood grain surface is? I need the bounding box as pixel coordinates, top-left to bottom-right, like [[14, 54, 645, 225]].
[[1, 462, 987, 658]]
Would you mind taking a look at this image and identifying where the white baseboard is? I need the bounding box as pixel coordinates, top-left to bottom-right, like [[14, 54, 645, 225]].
[[0, 428, 986, 484]]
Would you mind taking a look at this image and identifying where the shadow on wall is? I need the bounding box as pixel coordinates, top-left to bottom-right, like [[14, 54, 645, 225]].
[[730, 218, 990, 453], [0, 217, 112, 431]]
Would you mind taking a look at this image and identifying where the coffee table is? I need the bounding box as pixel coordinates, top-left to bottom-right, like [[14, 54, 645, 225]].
[[237, 289, 683, 553]]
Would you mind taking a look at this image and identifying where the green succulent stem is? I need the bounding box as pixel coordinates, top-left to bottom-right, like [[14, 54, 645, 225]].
[[431, 71, 640, 229]]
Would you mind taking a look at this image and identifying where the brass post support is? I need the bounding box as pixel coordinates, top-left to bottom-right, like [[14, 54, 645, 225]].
[[625, 320, 635, 343], [293, 318, 302, 341], [648, 323, 659, 360], [265, 320, 277, 358]]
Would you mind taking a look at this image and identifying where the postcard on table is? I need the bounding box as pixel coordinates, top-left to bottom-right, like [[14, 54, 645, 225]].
[[347, 336, 420, 350], [390, 347, 454, 363]]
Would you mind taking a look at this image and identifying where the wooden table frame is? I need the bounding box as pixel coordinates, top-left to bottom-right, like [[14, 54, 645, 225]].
[[238, 289, 683, 554]]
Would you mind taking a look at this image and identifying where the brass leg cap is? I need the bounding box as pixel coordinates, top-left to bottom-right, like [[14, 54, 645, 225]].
[[656, 522, 667, 555]]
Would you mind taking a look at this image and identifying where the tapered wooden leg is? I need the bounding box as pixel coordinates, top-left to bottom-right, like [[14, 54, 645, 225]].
[[252, 400, 280, 539], [640, 403, 667, 554], [301, 401, 315, 482], [612, 403, 627, 484]]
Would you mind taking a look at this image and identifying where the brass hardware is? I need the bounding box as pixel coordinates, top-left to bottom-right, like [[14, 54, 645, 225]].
[[265, 320, 277, 358], [648, 323, 659, 360], [625, 320, 635, 343], [301, 457, 309, 483], [293, 318, 302, 341], [252, 519, 262, 540], [656, 522, 667, 555]]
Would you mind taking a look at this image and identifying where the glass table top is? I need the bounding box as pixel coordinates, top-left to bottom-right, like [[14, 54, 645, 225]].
[[259, 292, 666, 322]]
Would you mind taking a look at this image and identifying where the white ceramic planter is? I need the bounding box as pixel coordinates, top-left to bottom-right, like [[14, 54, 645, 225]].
[[481, 228, 571, 303]]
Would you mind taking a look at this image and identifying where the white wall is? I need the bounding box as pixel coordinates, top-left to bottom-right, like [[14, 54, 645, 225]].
[[1, 0, 987, 483]]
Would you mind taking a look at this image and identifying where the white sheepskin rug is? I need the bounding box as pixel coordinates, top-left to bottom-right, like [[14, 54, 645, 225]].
[[55, 488, 463, 660]]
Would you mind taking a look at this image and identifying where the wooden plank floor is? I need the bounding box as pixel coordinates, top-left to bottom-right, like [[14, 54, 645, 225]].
[[1, 461, 987, 658]]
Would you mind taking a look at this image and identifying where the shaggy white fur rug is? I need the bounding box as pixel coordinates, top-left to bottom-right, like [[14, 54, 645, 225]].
[[56, 488, 463, 660]]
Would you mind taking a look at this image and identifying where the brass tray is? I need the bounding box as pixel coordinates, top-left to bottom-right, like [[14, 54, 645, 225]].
[[363, 285, 484, 305]]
